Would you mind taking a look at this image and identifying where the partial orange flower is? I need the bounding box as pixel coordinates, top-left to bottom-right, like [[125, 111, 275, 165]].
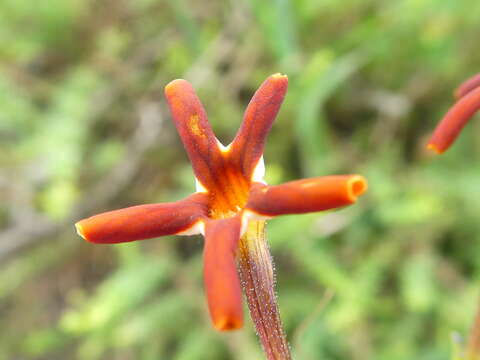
[[75, 74, 368, 337], [426, 73, 480, 360], [427, 73, 480, 153]]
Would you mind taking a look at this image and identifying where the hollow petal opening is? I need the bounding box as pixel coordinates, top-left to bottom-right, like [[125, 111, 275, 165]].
[[347, 175, 368, 201]]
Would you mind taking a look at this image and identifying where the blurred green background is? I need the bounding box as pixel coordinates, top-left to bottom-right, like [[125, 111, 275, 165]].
[[1, 0, 480, 359]]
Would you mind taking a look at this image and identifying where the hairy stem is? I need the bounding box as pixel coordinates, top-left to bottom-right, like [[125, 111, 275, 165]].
[[237, 220, 291, 360]]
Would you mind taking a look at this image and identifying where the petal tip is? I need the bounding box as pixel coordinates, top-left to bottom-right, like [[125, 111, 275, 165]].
[[164, 78, 188, 95], [213, 316, 243, 331], [347, 175, 368, 201], [426, 143, 443, 155], [271, 73, 288, 80], [270, 73, 289, 86], [75, 221, 87, 241]]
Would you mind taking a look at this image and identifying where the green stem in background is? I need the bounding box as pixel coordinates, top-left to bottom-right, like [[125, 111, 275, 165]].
[[466, 296, 480, 360], [237, 220, 291, 360]]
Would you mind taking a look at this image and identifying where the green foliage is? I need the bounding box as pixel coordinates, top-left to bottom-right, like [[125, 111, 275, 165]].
[[2, 0, 480, 359]]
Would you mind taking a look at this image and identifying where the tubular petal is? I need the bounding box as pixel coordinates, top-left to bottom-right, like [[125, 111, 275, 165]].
[[203, 217, 243, 331], [246, 175, 368, 216], [229, 74, 288, 179], [75, 193, 209, 243], [165, 79, 223, 188], [427, 86, 480, 153], [455, 73, 480, 99]]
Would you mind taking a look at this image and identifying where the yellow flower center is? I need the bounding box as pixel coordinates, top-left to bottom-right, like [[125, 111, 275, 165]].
[[208, 162, 250, 219]]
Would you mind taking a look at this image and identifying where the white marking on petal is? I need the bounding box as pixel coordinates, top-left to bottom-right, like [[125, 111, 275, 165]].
[[195, 177, 208, 193], [243, 208, 273, 222], [75, 223, 86, 239], [217, 139, 231, 153], [251, 155, 267, 184], [239, 213, 250, 237], [176, 220, 205, 236]]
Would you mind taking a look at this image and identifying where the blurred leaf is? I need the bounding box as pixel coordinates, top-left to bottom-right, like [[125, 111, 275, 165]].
[[293, 50, 366, 175], [61, 257, 172, 335], [401, 251, 437, 312]]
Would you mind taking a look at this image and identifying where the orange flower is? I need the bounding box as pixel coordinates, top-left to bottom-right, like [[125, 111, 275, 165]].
[[426, 73, 480, 360], [75, 74, 367, 332], [427, 73, 480, 153]]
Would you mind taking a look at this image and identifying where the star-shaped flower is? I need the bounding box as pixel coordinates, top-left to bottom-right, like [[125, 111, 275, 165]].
[[428, 72, 480, 153], [75, 74, 368, 333]]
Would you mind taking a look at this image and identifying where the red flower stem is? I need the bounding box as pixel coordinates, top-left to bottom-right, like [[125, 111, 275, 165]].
[[237, 220, 291, 360], [466, 295, 480, 360]]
